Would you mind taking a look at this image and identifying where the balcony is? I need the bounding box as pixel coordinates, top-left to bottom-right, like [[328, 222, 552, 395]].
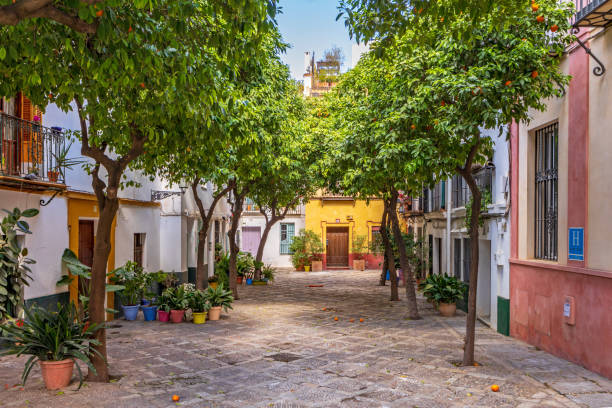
[[0, 112, 67, 185], [572, 0, 612, 27], [452, 166, 494, 209]]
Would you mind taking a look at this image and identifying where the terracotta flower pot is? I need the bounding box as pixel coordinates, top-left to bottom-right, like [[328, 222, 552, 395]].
[[438, 302, 457, 317], [169, 309, 185, 323], [39, 359, 74, 390], [353, 259, 365, 271], [311, 260, 323, 272], [192, 311, 207, 324], [208, 306, 222, 321], [209, 282, 218, 289], [237, 276, 243, 284]]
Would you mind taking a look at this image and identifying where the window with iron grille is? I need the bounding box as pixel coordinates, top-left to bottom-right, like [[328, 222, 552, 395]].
[[134, 233, 145, 267], [453, 239, 461, 279], [422, 187, 430, 213], [280, 223, 295, 254], [462, 238, 471, 283], [432, 181, 446, 211], [534, 123, 558, 261]]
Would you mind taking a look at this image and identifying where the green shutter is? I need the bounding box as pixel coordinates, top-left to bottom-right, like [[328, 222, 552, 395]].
[[497, 296, 510, 336]]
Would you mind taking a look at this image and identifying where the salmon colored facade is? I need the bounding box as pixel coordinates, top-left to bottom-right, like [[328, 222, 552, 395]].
[[510, 25, 612, 378], [305, 194, 384, 270]]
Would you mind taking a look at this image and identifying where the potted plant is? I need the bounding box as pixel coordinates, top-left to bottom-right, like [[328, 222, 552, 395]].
[[207, 275, 219, 289], [290, 229, 324, 272], [236, 252, 254, 284], [0, 303, 103, 390], [141, 289, 158, 321], [49, 141, 85, 183], [311, 253, 323, 272], [189, 290, 210, 324], [156, 291, 171, 322], [110, 261, 147, 321], [205, 283, 234, 321], [420, 274, 465, 317], [164, 286, 189, 323], [352, 234, 368, 271]]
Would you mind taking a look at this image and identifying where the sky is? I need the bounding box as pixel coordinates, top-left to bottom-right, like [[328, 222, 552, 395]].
[[276, 0, 360, 80]]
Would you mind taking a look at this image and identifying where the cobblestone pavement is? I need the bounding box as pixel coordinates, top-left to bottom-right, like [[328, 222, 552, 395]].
[[1, 270, 611, 408]]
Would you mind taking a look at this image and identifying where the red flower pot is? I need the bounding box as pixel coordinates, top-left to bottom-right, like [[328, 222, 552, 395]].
[[237, 276, 243, 284], [170, 309, 185, 323], [158, 310, 170, 322]]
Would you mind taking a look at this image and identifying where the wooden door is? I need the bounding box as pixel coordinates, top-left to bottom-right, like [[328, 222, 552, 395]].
[[241, 226, 261, 257], [78, 220, 95, 297], [326, 227, 349, 266]]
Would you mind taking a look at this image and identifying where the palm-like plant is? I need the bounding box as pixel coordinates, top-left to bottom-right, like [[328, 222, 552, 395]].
[[205, 283, 234, 311], [188, 290, 210, 313], [0, 303, 103, 388], [163, 286, 189, 310], [419, 274, 465, 305]]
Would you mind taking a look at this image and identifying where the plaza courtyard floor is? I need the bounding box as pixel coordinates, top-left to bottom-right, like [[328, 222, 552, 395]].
[[1, 269, 611, 408]]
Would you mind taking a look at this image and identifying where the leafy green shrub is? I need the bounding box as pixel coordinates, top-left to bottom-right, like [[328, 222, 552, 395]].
[[215, 252, 230, 287], [419, 274, 465, 305], [205, 283, 234, 311], [0, 302, 103, 388], [262, 264, 275, 281], [162, 286, 189, 310], [290, 229, 324, 268], [352, 234, 368, 260], [237, 252, 254, 277], [188, 290, 210, 313]]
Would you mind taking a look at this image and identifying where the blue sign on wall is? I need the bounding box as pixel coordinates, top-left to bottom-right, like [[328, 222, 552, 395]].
[[568, 227, 584, 261]]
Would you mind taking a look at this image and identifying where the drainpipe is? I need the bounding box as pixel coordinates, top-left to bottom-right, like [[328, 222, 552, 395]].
[[446, 177, 452, 275]]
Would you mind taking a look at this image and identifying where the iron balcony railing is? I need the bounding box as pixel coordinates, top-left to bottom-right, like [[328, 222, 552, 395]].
[[452, 166, 494, 209], [572, 0, 612, 27], [0, 112, 66, 184]]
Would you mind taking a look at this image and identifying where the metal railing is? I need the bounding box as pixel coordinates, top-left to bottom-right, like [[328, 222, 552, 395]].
[[0, 112, 66, 184], [572, 0, 612, 27], [452, 166, 494, 208]]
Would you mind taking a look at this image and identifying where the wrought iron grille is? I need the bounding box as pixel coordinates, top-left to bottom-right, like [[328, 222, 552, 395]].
[[0, 112, 66, 183], [451, 167, 494, 208], [422, 187, 430, 213], [572, 0, 612, 27], [534, 123, 558, 261], [280, 223, 295, 254]]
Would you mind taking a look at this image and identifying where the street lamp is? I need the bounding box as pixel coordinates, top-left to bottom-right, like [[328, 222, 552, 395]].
[[151, 184, 188, 201]]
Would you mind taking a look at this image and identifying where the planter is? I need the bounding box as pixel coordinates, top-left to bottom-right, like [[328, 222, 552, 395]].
[[237, 276, 243, 284], [209, 282, 218, 289], [47, 171, 59, 183], [304, 265, 311, 272], [192, 311, 207, 324], [39, 359, 74, 390], [122, 304, 140, 321], [353, 259, 365, 271], [438, 302, 457, 317], [158, 310, 170, 322], [141, 299, 151, 306], [311, 260, 323, 272], [246, 278, 253, 285], [142, 305, 158, 321], [170, 309, 185, 323], [252, 280, 267, 286], [208, 306, 222, 321]]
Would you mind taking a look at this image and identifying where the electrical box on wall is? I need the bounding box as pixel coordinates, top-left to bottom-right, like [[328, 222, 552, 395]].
[[563, 296, 576, 326]]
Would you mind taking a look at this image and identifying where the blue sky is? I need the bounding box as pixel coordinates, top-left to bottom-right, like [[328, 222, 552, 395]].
[[276, 0, 358, 80]]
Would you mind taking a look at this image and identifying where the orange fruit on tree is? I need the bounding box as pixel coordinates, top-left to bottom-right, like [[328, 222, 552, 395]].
[[550, 24, 559, 32], [531, 70, 539, 78], [172, 395, 180, 401], [491, 384, 500, 392], [440, 100, 446, 106], [410, 124, 416, 130], [128, 26, 133, 33], [505, 80, 512, 87], [96, 9, 104, 17], [48, 93, 53, 99], [140, 82, 146, 88], [536, 15, 545, 23], [531, 3, 539, 12]]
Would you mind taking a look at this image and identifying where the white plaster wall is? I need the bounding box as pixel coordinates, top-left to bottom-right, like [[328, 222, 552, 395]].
[[159, 215, 182, 272], [239, 214, 305, 268], [0, 190, 69, 300], [114, 205, 161, 272]]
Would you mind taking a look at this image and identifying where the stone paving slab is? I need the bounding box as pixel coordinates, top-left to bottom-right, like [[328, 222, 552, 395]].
[[1, 269, 611, 407]]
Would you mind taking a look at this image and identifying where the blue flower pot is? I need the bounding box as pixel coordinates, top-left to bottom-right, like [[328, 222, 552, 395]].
[[246, 278, 253, 285], [386, 270, 390, 280], [122, 305, 140, 321], [141, 305, 158, 321], [141, 299, 151, 306]]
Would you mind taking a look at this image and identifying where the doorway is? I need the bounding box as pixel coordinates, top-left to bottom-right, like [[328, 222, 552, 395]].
[[477, 239, 492, 323], [241, 226, 261, 257], [78, 220, 94, 298], [326, 226, 349, 267]]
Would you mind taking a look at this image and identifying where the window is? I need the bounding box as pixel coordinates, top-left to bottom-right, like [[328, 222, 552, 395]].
[[428, 235, 433, 275], [280, 223, 295, 254], [432, 181, 446, 211], [214, 220, 220, 244], [453, 239, 461, 279], [534, 123, 558, 261], [436, 238, 443, 274], [134, 233, 145, 267], [243, 197, 260, 212], [462, 238, 471, 283], [371, 225, 381, 244]]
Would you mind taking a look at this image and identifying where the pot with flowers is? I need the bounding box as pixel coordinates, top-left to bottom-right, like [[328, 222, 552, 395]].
[[189, 290, 210, 324], [0, 303, 103, 390], [163, 286, 189, 323], [205, 283, 234, 321]]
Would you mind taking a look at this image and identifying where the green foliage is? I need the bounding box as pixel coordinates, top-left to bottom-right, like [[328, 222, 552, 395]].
[[207, 275, 219, 283], [51, 140, 85, 180], [161, 286, 189, 311], [0, 302, 103, 388], [419, 274, 465, 305], [464, 188, 493, 232], [108, 261, 148, 306], [289, 229, 324, 268], [352, 234, 368, 260], [391, 232, 428, 277], [0, 208, 38, 320], [188, 290, 210, 313], [261, 265, 275, 282], [215, 252, 230, 288], [205, 284, 234, 311], [237, 252, 255, 277]]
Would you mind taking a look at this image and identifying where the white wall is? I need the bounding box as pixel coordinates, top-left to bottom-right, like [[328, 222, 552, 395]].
[[114, 204, 161, 272], [0, 190, 69, 300]]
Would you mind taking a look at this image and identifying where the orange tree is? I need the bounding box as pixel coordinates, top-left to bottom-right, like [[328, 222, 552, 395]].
[[0, 0, 278, 381], [348, 0, 574, 364]]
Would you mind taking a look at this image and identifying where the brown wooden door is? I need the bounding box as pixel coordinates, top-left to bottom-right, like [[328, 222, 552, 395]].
[[326, 227, 349, 266], [78, 220, 95, 297]]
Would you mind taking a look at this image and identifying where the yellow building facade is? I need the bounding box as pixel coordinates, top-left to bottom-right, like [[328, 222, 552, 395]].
[[304, 194, 384, 269]]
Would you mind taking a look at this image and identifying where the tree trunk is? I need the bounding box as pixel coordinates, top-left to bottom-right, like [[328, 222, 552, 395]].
[[379, 205, 398, 301], [254, 221, 274, 280], [460, 169, 482, 366], [196, 228, 207, 290], [228, 186, 245, 299], [379, 254, 387, 286], [388, 190, 420, 320]]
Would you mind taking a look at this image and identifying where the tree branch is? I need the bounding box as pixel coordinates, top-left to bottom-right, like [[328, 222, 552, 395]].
[[0, 0, 101, 33]]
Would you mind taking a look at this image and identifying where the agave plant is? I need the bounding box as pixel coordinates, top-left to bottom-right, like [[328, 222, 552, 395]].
[[0, 302, 104, 388]]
